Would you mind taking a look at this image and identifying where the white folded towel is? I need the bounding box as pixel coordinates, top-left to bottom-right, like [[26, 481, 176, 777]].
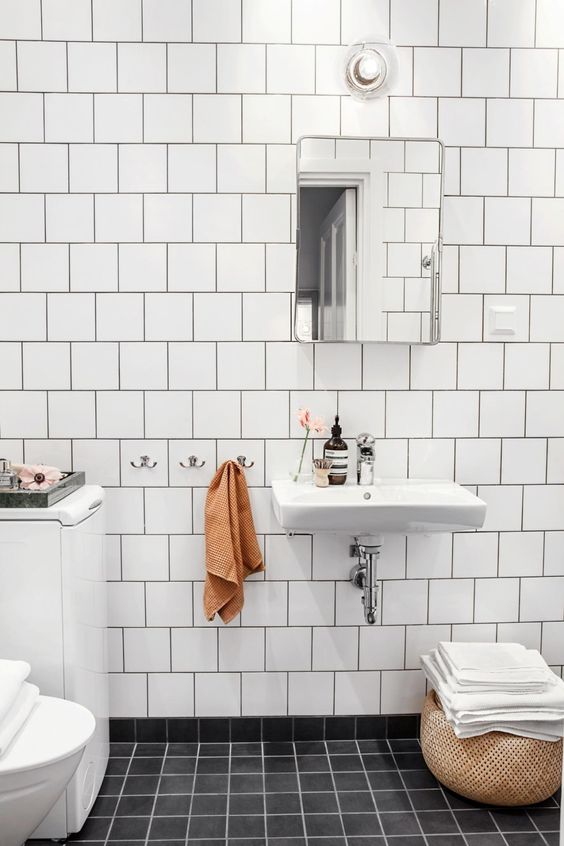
[[0, 682, 39, 756], [0, 659, 31, 724], [451, 718, 564, 742], [422, 653, 564, 715], [437, 642, 554, 689]]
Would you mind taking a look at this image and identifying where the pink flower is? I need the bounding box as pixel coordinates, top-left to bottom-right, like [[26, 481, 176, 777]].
[[18, 464, 63, 491], [310, 416, 327, 435], [297, 408, 311, 429]]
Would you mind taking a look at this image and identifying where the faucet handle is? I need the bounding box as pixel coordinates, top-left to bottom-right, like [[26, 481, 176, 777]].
[[357, 432, 376, 448]]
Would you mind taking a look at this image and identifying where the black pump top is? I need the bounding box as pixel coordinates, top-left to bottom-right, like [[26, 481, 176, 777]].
[[331, 415, 342, 437]]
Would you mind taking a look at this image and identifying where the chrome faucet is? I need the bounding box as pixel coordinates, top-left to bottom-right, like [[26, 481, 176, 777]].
[[357, 433, 376, 485]]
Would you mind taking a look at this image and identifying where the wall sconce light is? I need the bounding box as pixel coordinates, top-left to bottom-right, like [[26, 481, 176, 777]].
[[344, 39, 399, 100]]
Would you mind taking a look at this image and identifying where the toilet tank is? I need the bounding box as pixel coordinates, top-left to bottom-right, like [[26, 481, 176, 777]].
[[0, 485, 109, 838]]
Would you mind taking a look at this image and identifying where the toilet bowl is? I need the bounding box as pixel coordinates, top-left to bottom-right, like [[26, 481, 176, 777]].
[[0, 695, 95, 846]]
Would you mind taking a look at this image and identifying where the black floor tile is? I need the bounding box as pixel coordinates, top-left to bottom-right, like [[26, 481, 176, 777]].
[[148, 816, 188, 840], [265, 791, 302, 813], [115, 794, 155, 816], [229, 793, 264, 814], [267, 813, 305, 838], [62, 738, 562, 846]]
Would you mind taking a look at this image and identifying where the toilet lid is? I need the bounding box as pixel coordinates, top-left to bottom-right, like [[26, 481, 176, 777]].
[[0, 695, 95, 774]]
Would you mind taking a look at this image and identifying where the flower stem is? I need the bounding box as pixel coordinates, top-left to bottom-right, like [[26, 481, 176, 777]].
[[297, 427, 310, 477]]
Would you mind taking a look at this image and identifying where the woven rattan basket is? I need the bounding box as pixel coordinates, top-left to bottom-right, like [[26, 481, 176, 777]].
[[420, 690, 562, 806]]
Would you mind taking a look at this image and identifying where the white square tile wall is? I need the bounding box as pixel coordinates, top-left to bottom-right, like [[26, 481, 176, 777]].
[[0, 0, 562, 719]]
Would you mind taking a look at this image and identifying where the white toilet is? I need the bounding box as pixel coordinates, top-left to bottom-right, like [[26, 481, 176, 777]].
[[0, 695, 95, 846]]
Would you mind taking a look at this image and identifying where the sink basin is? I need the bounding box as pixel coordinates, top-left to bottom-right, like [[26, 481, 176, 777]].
[[271, 479, 487, 535]]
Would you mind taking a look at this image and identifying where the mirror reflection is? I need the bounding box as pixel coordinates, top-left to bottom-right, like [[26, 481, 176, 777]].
[[295, 136, 443, 344]]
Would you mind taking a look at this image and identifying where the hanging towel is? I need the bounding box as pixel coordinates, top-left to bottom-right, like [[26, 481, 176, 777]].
[[0, 659, 31, 724], [0, 682, 39, 756], [204, 460, 264, 624]]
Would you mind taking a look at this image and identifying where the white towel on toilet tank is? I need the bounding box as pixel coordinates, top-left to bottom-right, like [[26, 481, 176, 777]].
[[0, 681, 39, 756], [0, 659, 31, 723]]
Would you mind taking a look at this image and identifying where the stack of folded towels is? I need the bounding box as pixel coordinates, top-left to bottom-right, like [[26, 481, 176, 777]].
[[0, 659, 39, 756], [422, 642, 564, 742]]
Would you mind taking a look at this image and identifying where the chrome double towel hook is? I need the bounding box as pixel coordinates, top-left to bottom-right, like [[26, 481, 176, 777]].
[[130, 455, 158, 468], [179, 456, 206, 468], [237, 455, 254, 468]]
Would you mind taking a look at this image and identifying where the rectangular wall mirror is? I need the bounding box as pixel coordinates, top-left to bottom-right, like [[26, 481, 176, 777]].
[[295, 136, 444, 345]]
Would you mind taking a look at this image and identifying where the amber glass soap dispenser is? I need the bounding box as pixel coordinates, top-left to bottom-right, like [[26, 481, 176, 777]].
[[323, 415, 348, 485]]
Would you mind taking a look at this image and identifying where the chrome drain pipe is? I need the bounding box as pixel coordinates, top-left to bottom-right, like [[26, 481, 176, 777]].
[[350, 538, 381, 625]]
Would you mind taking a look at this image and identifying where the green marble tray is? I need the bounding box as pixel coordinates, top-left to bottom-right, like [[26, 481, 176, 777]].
[[0, 471, 85, 508]]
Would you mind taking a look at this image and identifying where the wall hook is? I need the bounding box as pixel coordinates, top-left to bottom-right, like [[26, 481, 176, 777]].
[[130, 455, 158, 469], [237, 455, 254, 468], [180, 456, 206, 468]]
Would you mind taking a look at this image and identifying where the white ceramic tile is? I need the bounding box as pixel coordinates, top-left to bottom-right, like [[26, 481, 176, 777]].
[[109, 674, 147, 718], [169, 343, 216, 389], [193, 195, 241, 243], [391, 0, 438, 46], [243, 94, 291, 143], [243, 195, 290, 244], [488, 0, 536, 47], [409, 439, 454, 480], [311, 627, 358, 672], [0, 93, 43, 142], [217, 342, 265, 390], [193, 391, 241, 439], [146, 582, 192, 627], [168, 244, 216, 292], [17, 41, 67, 92], [268, 45, 315, 94], [439, 98, 485, 146], [118, 43, 166, 94], [0, 343, 21, 389], [21, 244, 68, 293], [120, 343, 167, 390], [414, 48, 461, 96], [72, 439, 120, 486], [460, 148, 507, 197], [443, 198, 484, 247], [382, 580, 428, 625], [218, 44, 265, 94], [0, 143, 18, 190], [242, 582, 287, 627], [487, 98, 534, 147], [145, 293, 192, 342], [410, 343, 457, 390], [536, 0, 564, 46], [119, 244, 167, 292], [475, 577, 520, 623], [507, 247, 552, 294], [168, 44, 216, 94], [219, 628, 264, 672], [439, 0, 486, 46], [462, 48, 509, 97], [288, 672, 333, 716], [48, 390, 95, 438], [68, 43, 116, 93], [453, 533, 499, 579], [429, 579, 474, 624], [0, 0, 41, 39], [243, 293, 290, 341], [96, 294, 143, 341], [380, 670, 426, 714], [145, 392, 193, 439], [121, 535, 168, 582], [266, 628, 310, 672], [148, 674, 194, 718], [169, 145, 216, 193], [69, 144, 117, 194], [96, 391, 144, 438], [193, 95, 241, 144], [498, 531, 544, 577], [218, 145, 265, 193], [193, 0, 240, 42], [94, 195, 142, 243], [94, 94, 142, 143], [119, 145, 167, 193], [143, 0, 191, 42], [241, 672, 287, 716], [433, 391, 479, 437], [144, 94, 192, 143], [292, 95, 340, 143], [455, 438, 501, 485], [93, 0, 141, 41], [23, 342, 70, 390], [47, 293, 95, 341], [70, 244, 117, 292], [359, 626, 404, 671], [144, 194, 192, 243], [457, 343, 504, 390]]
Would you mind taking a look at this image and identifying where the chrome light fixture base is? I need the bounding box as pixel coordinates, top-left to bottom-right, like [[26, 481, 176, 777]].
[[344, 38, 399, 100]]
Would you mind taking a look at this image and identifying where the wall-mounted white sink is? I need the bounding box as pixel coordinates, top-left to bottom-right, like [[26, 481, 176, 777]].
[[271, 479, 487, 535]]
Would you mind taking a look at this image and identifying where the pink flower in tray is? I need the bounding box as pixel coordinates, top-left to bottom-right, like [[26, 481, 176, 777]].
[[18, 464, 63, 491], [293, 408, 327, 480]]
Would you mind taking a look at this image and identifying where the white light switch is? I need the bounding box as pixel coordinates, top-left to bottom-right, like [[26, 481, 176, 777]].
[[488, 305, 516, 336]]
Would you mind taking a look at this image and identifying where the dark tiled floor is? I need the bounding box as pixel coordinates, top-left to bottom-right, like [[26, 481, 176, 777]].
[[29, 738, 560, 846]]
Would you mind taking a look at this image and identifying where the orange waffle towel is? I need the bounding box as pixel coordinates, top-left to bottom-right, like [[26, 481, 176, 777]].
[[204, 460, 264, 623]]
